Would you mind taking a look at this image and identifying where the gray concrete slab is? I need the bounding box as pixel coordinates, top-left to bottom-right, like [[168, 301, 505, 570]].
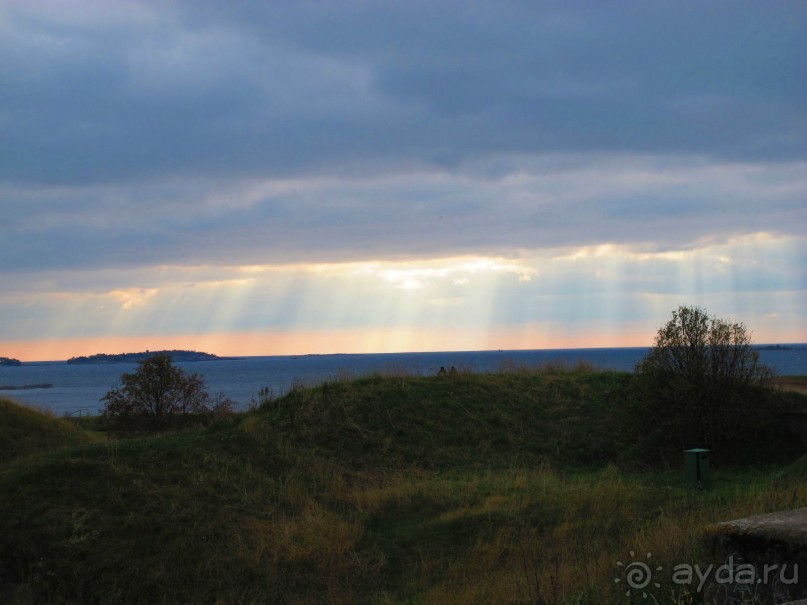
[[712, 508, 807, 547]]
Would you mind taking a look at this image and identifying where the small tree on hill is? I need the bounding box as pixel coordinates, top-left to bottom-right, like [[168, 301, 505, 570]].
[[635, 305, 773, 450], [101, 353, 233, 430]]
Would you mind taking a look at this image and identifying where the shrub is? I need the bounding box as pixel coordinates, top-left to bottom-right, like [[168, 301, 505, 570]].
[[101, 353, 233, 430], [635, 305, 773, 451]]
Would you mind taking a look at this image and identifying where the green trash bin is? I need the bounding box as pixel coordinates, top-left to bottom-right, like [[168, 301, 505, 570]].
[[683, 448, 711, 490]]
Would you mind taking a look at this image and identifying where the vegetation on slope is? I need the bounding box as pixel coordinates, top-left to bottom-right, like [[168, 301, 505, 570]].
[[0, 398, 95, 465], [259, 370, 638, 470], [0, 370, 805, 604]]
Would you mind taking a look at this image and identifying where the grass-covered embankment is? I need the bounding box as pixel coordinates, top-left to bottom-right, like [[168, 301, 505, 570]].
[[0, 398, 96, 465], [0, 369, 805, 604]]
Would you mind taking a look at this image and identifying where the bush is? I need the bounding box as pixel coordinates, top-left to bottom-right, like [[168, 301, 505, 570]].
[[635, 305, 773, 451], [101, 353, 233, 431]]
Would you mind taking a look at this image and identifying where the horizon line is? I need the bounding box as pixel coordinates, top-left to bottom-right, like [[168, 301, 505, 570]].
[[6, 341, 806, 364]]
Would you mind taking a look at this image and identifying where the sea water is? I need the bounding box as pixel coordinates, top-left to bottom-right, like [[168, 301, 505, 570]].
[[1, 346, 804, 416]]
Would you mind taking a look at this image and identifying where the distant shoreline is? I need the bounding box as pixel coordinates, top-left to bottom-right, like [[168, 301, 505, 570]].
[[0, 383, 53, 390], [3, 343, 804, 365]]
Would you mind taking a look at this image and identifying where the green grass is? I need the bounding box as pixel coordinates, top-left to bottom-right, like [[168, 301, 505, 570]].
[[0, 371, 805, 604], [257, 370, 639, 470], [257, 369, 803, 470], [0, 398, 97, 465]]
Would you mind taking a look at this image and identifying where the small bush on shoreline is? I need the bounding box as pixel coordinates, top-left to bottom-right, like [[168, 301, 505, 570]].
[[100, 353, 234, 432]]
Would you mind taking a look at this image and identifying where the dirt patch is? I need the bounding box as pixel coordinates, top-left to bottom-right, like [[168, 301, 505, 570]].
[[773, 377, 807, 396]]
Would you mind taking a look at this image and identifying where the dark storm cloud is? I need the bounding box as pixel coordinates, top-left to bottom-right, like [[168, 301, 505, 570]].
[[1, 0, 805, 186], [0, 0, 805, 281]]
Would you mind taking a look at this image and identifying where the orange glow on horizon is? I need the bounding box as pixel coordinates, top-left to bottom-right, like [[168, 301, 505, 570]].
[[0, 327, 661, 362], [3, 324, 802, 363]]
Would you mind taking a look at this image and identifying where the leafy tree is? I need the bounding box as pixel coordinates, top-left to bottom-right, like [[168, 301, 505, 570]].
[[101, 353, 233, 430], [635, 305, 773, 450]]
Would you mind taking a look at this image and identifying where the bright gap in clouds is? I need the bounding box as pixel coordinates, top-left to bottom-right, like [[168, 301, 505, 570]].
[[1, 233, 803, 361]]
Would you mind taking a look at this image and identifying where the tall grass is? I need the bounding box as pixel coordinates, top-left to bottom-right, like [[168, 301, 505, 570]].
[[0, 397, 96, 465], [0, 371, 805, 604]]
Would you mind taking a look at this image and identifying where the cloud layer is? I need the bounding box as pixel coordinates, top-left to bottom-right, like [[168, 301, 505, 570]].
[[3, 1, 805, 184], [1, 1, 805, 356]]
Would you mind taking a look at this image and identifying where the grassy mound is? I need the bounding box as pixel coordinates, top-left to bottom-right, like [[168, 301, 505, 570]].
[[0, 427, 296, 603], [254, 369, 804, 470], [0, 398, 94, 465], [255, 370, 637, 470], [0, 371, 804, 604]]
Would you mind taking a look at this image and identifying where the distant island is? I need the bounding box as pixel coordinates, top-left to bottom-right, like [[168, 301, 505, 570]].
[[0, 357, 22, 367], [67, 350, 230, 364], [0, 383, 53, 390], [755, 344, 805, 351]]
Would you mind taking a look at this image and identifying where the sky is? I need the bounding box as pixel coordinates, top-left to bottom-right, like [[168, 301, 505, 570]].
[[1, 0, 805, 361]]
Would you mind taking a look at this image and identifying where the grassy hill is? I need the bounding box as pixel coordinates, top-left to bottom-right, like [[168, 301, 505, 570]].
[[0, 371, 805, 604], [258, 370, 638, 470], [0, 398, 96, 465]]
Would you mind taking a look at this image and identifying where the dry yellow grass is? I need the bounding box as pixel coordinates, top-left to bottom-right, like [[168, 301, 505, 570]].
[[774, 376, 807, 395]]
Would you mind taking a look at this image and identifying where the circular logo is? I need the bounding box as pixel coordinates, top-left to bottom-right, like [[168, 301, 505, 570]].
[[615, 551, 663, 599], [625, 560, 653, 589]]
